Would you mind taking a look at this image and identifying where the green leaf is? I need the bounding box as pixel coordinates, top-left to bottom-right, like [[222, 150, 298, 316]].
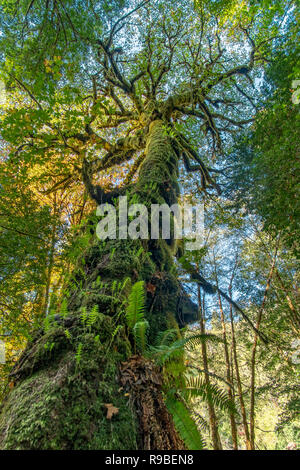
[[166, 394, 205, 450]]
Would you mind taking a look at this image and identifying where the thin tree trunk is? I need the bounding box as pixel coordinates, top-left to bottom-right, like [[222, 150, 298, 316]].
[[227, 260, 253, 452], [197, 283, 223, 450], [275, 270, 300, 331], [249, 247, 278, 448], [213, 255, 238, 450], [251, 224, 300, 331], [43, 193, 57, 318], [229, 307, 253, 450]]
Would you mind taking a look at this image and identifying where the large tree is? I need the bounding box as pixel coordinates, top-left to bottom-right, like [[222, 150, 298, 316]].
[[0, 0, 294, 450]]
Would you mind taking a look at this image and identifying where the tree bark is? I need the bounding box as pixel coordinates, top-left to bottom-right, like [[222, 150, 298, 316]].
[[197, 284, 223, 450], [229, 299, 253, 450], [42, 193, 57, 318], [212, 254, 238, 449], [249, 248, 277, 448], [215, 287, 238, 450]]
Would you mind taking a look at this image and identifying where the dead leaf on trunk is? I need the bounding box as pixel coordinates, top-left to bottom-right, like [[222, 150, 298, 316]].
[[146, 282, 156, 295], [104, 403, 119, 420]]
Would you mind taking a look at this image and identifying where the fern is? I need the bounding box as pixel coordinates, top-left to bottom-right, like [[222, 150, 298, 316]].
[[120, 277, 131, 293], [150, 332, 220, 365], [166, 394, 205, 450], [154, 328, 179, 347], [192, 411, 209, 432], [136, 246, 144, 258], [111, 279, 117, 295], [104, 325, 123, 356], [125, 281, 149, 353], [110, 247, 116, 260], [183, 333, 222, 351], [183, 376, 237, 414], [64, 329, 71, 341], [75, 343, 83, 365], [80, 306, 88, 325], [87, 305, 99, 329], [60, 298, 68, 318], [125, 281, 145, 330], [43, 315, 51, 332], [133, 320, 149, 353], [111, 324, 122, 341]]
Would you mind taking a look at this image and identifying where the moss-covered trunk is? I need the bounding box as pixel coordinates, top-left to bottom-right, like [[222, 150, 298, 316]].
[[0, 120, 191, 450]]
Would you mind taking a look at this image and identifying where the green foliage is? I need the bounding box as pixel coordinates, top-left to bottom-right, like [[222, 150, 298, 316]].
[[0, 160, 56, 340], [166, 394, 205, 450], [125, 281, 148, 353], [64, 329, 71, 341], [125, 281, 145, 329], [132, 320, 149, 354], [227, 32, 300, 256], [150, 332, 221, 365], [149, 329, 224, 449], [86, 305, 99, 330], [75, 343, 83, 366], [183, 376, 237, 415], [80, 307, 88, 326]]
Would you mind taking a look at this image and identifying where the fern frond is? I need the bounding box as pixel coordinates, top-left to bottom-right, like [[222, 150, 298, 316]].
[[125, 281, 145, 330], [149, 333, 220, 365], [120, 277, 131, 293], [183, 376, 237, 414], [75, 343, 83, 365], [111, 280, 117, 295], [187, 365, 234, 389], [111, 324, 122, 341], [149, 343, 183, 365], [154, 328, 179, 347], [80, 306, 88, 325], [60, 299, 68, 318], [192, 411, 209, 432], [87, 305, 99, 328], [133, 320, 149, 353], [166, 394, 205, 450], [182, 333, 222, 351], [64, 329, 71, 341]]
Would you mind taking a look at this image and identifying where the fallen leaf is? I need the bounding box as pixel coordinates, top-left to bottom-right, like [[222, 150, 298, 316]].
[[104, 403, 119, 420], [146, 283, 156, 295]]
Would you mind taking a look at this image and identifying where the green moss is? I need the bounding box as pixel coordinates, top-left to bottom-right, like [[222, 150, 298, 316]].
[[0, 314, 138, 450], [137, 120, 179, 206], [8, 325, 69, 383]]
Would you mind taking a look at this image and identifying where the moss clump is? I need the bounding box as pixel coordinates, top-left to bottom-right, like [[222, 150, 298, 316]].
[[0, 313, 138, 450]]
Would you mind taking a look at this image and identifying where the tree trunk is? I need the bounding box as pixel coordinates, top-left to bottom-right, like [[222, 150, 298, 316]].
[[197, 285, 223, 450], [216, 291, 238, 450], [229, 299, 253, 450], [0, 120, 188, 450], [275, 270, 300, 332], [212, 255, 238, 449], [249, 248, 277, 448], [42, 193, 57, 318]]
